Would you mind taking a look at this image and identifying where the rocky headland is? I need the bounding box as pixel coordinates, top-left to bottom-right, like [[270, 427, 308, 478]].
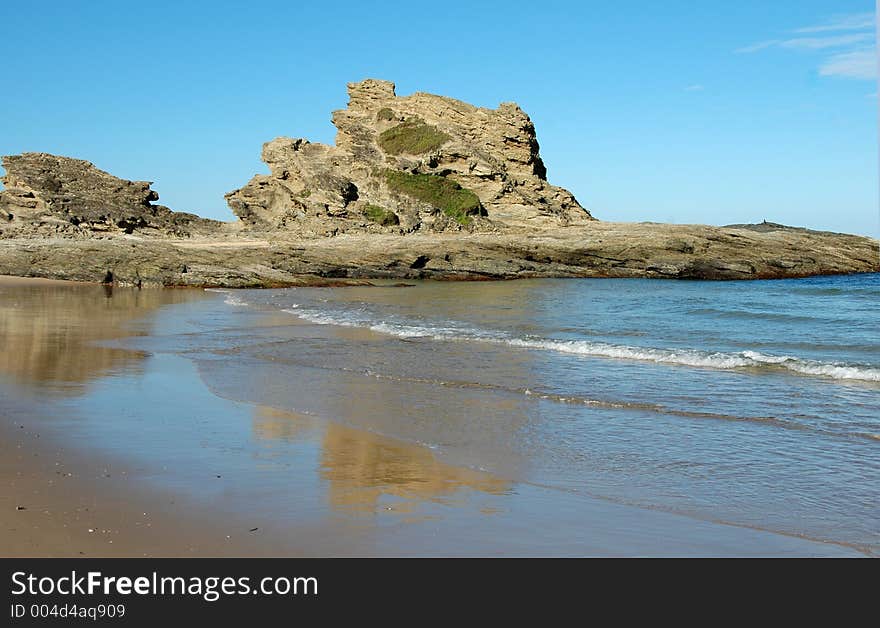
[[1, 79, 877, 286]]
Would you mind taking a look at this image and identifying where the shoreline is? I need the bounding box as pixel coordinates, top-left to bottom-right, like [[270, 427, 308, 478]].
[[0, 275, 96, 287], [2, 266, 879, 293]]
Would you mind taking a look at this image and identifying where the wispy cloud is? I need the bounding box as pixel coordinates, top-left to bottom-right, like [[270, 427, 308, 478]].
[[819, 49, 877, 80], [794, 12, 875, 34], [736, 39, 781, 53], [737, 33, 872, 53], [779, 33, 872, 50], [736, 12, 876, 81], [684, 84, 704, 92]]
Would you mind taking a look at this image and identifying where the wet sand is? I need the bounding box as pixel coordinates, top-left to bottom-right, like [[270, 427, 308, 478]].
[[0, 277, 296, 555], [0, 276, 866, 556], [0, 419, 294, 557]]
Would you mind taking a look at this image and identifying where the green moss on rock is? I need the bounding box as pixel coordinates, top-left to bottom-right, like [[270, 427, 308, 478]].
[[383, 170, 483, 225], [376, 107, 395, 121], [378, 119, 450, 155], [363, 204, 400, 226]]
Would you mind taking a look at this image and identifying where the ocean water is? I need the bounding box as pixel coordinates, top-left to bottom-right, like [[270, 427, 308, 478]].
[[186, 273, 880, 555]]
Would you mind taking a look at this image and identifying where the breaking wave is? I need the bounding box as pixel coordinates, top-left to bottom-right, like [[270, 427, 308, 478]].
[[204, 288, 249, 307], [280, 305, 880, 383]]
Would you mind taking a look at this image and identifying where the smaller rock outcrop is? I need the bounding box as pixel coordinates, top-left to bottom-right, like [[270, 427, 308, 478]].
[[0, 153, 221, 238]]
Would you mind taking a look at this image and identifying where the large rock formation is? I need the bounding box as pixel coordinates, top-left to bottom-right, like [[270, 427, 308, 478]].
[[225, 79, 591, 235], [0, 78, 877, 286], [0, 153, 221, 238]]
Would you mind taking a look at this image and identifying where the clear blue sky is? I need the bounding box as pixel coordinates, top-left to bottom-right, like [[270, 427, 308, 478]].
[[1, 1, 877, 235]]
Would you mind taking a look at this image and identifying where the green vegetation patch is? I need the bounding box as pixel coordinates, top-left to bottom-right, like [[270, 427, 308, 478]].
[[377, 119, 450, 155], [363, 204, 400, 226], [383, 170, 482, 225], [376, 107, 395, 121]]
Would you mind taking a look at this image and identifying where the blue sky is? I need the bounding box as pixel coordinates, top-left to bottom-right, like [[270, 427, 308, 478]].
[[1, 1, 877, 235]]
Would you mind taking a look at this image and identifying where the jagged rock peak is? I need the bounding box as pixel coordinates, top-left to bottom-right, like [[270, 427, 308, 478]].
[[225, 78, 593, 235], [347, 79, 397, 109]]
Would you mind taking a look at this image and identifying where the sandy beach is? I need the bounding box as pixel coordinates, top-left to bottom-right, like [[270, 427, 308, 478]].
[[0, 276, 871, 557], [0, 277, 293, 556], [0, 418, 285, 557]]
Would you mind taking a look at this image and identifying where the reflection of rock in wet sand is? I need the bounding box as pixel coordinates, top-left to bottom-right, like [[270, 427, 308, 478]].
[[251, 405, 510, 513], [319, 424, 510, 513], [251, 405, 319, 443], [0, 281, 201, 388]]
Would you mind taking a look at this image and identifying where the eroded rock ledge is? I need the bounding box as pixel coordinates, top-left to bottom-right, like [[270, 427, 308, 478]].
[[0, 79, 877, 286]]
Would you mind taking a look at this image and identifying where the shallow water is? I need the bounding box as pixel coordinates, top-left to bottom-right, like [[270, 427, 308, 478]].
[[194, 274, 879, 553], [1, 274, 877, 555]]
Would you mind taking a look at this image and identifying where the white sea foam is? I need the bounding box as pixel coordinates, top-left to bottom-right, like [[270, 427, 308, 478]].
[[286, 307, 486, 340], [206, 288, 250, 307], [507, 340, 880, 381], [781, 362, 880, 381], [224, 294, 249, 307], [282, 306, 880, 382], [505, 338, 754, 369]]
